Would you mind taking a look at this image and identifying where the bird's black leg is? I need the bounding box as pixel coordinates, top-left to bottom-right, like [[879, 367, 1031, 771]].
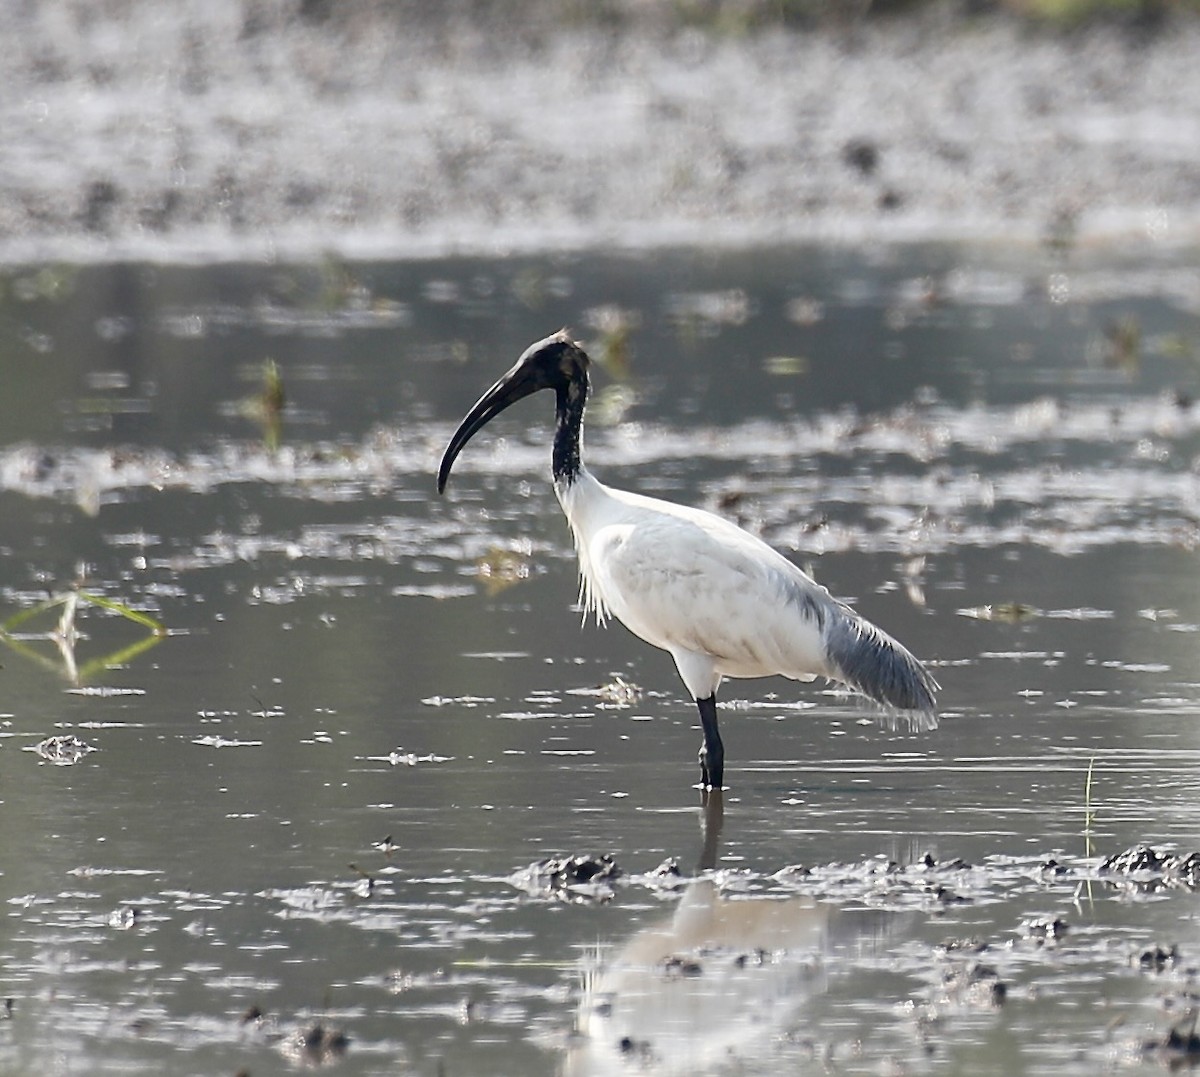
[[696, 694, 724, 791]]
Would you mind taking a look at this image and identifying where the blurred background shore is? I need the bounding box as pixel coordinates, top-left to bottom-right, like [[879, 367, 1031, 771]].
[[3, 0, 1200, 264]]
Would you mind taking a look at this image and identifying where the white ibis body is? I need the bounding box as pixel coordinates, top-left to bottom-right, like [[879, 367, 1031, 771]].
[[437, 331, 938, 790]]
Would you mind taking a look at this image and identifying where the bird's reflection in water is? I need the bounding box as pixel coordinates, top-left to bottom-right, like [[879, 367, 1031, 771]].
[[562, 794, 894, 1075]]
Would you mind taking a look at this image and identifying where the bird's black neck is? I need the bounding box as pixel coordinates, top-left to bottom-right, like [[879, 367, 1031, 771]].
[[552, 370, 588, 486]]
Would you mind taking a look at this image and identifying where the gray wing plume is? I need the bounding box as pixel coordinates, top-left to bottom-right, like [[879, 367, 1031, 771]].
[[822, 604, 939, 727]]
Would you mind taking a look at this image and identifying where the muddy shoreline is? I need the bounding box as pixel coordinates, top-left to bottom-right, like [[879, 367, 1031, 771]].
[[3, 2, 1200, 265]]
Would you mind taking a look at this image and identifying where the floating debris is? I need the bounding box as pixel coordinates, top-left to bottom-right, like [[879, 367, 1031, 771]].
[[67, 866, 160, 878], [1135, 944, 1180, 973], [240, 1005, 265, 1026], [1045, 607, 1114, 621], [935, 937, 991, 956], [1022, 916, 1068, 945], [1099, 845, 1200, 892], [108, 906, 141, 930], [191, 736, 264, 749], [936, 961, 1008, 1010], [508, 854, 622, 902], [28, 734, 97, 765], [637, 858, 686, 891], [390, 583, 475, 599], [956, 603, 1040, 622], [419, 695, 495, 708], [1141, 1017, 1200, 1068], [566, 676, 642, 707], [366, 749, 453, 767], [921, 853, 972, 871], [659, 954, 703, 979], [475, 546, 531, 595], [763, 354, 809, 377], [279, 1022, 349, 1066]]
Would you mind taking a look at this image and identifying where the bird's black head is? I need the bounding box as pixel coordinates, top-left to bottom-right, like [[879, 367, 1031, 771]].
[[437, 330, 590, 493]]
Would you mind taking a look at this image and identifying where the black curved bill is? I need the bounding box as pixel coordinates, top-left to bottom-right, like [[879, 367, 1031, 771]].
[[436, 360, 542, 493]]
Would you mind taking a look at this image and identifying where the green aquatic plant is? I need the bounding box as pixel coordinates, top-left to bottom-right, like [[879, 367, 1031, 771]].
[[2, 589, 165, 636], [0, 588, 166, 685], [237, 358, 286, 451]]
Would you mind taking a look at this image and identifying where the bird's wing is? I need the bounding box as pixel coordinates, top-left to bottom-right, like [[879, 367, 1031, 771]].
[[585, 502, 832, 681], [587, 494, 937, 717]]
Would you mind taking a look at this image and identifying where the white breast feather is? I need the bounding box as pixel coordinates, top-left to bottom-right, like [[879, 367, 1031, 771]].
[[596, 511, 830, 678], [559, 472, 832, 679], [572, 520, 611, 626]]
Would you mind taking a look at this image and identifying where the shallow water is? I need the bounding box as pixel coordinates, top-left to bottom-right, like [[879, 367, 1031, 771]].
[[2, 244, 1200, 1074]]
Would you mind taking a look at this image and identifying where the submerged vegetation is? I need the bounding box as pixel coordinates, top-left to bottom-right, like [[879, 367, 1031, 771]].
[[0, 588, 166, 685]]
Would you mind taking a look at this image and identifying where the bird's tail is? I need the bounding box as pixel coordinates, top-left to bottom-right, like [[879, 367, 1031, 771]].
[[823, 606, 939, 729]]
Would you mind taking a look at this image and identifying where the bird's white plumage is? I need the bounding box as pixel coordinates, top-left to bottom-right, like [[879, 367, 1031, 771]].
[[438, 331, 937, 789], [558, 469, 840, 701]]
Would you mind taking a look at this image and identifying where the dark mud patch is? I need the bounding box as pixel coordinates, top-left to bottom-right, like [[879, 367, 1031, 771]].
[[1101, 844, 1200, 891], [507, 854, 624, 902], [553, 844, 1200, 1072], [513, 845, 1200, 910]]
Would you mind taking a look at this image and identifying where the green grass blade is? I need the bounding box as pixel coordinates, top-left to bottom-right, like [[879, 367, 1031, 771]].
[[1, 595, 69, 633], [74, 591, 167, 635]]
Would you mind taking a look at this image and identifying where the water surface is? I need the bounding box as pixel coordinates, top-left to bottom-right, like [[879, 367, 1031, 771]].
[[2, 244, 1200, 1074]]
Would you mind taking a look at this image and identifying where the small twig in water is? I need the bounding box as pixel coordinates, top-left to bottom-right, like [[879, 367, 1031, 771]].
[[1084, 755, 1096, 853], [1076, 754, 1097, 909]]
